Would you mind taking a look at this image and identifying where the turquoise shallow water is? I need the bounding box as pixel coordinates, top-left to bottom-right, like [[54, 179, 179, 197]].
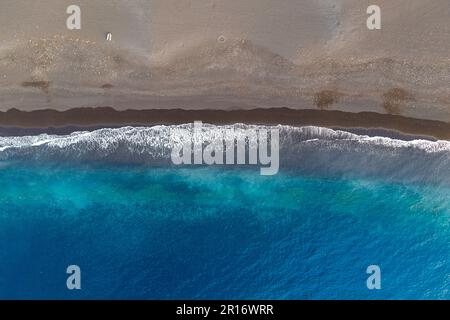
[[0, 163, 448, 299]]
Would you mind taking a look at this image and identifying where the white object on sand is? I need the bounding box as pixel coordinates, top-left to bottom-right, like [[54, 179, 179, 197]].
[[106, 32, 112, 41]]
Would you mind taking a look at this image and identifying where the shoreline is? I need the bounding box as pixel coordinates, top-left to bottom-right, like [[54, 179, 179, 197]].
[[0, 107, 449, 140]]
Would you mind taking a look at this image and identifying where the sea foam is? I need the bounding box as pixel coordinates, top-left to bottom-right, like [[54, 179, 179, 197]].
[[0, 124, 449, 184]]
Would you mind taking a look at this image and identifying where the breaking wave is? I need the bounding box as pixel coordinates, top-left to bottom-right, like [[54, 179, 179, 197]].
[[0, 124, 449, 185]]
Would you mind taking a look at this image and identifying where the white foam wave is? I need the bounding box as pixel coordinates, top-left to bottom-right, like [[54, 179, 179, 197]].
[[0, 124, 449, 184]]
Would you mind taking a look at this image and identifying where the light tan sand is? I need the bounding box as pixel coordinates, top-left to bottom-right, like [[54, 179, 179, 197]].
[[0, 0, 449, 122]]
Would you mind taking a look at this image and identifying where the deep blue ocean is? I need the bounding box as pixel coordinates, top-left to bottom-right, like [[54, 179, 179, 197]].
[[0, 163, 448, 299], [0, 125, 449, 299]]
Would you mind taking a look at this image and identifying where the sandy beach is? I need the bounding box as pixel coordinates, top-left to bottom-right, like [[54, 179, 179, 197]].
[[0, 0, 449, 135], [1, 107, 450, 140]]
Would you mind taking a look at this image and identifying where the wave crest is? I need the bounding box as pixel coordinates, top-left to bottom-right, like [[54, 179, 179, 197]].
[[1, 124, 449, 184]]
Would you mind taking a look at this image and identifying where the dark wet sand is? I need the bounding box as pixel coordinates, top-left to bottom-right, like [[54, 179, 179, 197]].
[[1, 107, 449, 140]]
